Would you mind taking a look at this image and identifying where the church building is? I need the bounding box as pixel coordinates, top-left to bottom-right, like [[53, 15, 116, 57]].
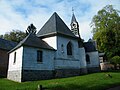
[[7, 12, 100, 82]]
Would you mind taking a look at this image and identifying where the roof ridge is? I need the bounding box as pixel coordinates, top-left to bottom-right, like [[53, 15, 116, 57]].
[[9, 33, 55, 53]]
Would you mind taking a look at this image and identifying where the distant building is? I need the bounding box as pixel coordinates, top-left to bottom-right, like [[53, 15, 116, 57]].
[[7, 12, 100, 82], [0, 38, 17, 77], [99, 53, 115, 70]]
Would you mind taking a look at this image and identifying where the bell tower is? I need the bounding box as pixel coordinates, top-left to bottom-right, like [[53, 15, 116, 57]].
[[70, 9, 80, 38]]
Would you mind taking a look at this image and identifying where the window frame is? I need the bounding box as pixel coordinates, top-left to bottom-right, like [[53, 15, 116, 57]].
[[13, 52, 16, 64], [67, 42, 73, 56], [37, 50, 43, 63], [86, 54, 90, 64]]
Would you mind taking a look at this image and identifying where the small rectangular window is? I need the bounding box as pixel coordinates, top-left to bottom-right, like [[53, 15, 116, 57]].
[[86, 54, 90, 64], [14, 52, 16, 64], [37, 51, 43, 62]]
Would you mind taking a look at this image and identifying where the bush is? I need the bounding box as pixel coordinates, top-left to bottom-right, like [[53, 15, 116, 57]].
[[111, 56, 120, 64]]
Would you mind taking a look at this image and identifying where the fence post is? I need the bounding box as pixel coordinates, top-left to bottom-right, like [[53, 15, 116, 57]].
[[38, 85, 43, 90]]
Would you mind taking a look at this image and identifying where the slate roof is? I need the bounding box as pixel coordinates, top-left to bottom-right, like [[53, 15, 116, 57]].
[[0, 38, 17, 51], [71, 13, 77, 24], [9, 33, 55, 52], [37, 12, 76, 38], [84, 41, 97, 52]]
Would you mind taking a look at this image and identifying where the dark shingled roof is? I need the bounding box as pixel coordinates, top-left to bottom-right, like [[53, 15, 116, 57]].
[[0, 38, 17, 51], [37, 12, 76, 38], [10, 33, 55, 52], [71, 13, 77, 24], [84, 41, 97, 52]]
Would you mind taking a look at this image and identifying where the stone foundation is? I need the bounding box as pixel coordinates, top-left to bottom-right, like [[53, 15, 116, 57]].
[[22, 70, 54, 82], [55, 69, 81, 78], [80, 68, 88, 74], [7, 67, 100, 82], [87, 67, 100, 73]]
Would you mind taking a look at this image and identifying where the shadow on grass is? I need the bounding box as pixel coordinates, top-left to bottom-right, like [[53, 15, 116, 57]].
[[101, 70, 120, 73], [0, 75, 5, 78], [48, 83, 120, 90], [47, 83, 112, 90]]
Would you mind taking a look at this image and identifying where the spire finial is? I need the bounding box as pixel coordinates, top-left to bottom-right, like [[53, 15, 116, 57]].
[[72, 7, 74, 14]]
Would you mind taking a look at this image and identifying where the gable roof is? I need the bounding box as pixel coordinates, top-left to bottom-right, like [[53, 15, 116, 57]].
[[0, 38, 17, 51], [9, 33, 55, 53], [37, 12, 76, 38]]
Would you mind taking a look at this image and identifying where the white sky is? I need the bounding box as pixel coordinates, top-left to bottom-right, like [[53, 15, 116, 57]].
[[0, 0, 119, 41]]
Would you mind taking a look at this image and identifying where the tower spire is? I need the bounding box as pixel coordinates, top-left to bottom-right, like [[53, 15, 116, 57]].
[[72, 7, 74, 14], [70, 9, 80, 38]]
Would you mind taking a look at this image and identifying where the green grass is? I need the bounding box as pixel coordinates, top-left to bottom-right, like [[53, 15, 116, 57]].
[[0, 71, 120, 90]]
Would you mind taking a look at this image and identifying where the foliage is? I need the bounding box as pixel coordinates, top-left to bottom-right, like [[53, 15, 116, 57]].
[[26, 24, 37, 35], [0, 30, 26, 42], [0, 72, 120, 90], [0, 35, 3, 38], [91, 5, 120, 59], [111, 56, 120, 64]]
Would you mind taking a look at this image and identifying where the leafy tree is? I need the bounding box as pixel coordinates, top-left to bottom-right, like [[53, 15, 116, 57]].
[[111, 56, 120, 64], [111, 56, 120, 69], [0, 30, 26, 42], [26, 24, 36, 35], [91, 5, 120, 59], [0, 35, 3, 38]]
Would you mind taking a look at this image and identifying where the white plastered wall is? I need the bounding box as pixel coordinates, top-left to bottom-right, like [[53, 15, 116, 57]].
[[8, 46, 23, 71]]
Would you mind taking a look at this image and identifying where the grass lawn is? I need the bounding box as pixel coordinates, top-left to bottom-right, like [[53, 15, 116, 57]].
[[0, 71, 120, 90]]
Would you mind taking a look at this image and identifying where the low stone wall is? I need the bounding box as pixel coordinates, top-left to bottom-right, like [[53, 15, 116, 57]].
[[100, 62, 114, 71]]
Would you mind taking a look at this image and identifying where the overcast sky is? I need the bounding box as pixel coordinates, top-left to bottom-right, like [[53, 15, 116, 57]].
[[0, 0, 119, 41]]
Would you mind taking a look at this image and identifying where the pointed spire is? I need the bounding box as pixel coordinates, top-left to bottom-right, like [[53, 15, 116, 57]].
[[71, 7, 77, 24], [71, 13, 77, 24], [70, 10, 80, 37], [72, 7, 74, 14]]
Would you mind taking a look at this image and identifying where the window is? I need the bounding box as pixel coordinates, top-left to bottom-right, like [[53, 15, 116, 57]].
[[13, 52, 16, 64], [86, 54, 90, 64], [37, 51, 43, 62], [61, 44, 64, 53], [67, 42, 72, 55]]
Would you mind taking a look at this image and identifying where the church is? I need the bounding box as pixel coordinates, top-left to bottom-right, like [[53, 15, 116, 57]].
[[7, 12, 100, 82]]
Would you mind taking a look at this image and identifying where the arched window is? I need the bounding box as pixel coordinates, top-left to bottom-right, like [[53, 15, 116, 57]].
[[67, 42, 72, 55], [86, 54, 90, 64]]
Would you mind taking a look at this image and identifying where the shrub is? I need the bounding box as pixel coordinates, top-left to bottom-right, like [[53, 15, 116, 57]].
[[111, 56, 120, 64]]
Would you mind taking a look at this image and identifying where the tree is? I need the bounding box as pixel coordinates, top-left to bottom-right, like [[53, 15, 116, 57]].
[[0, 30, 27, 42], [26, 24, 37, 35], [111, 56, 120, 69], [0, 35, 3, 38], [91, 5, 120, 59], [111, 56, 120, 64]]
